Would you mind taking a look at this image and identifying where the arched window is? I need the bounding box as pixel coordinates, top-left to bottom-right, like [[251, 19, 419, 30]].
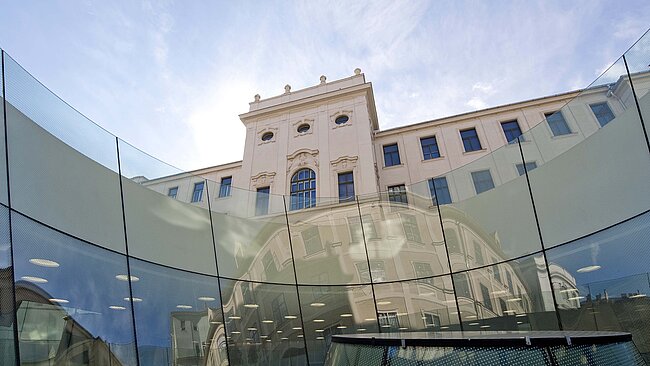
[[290, 168, 316, 210]]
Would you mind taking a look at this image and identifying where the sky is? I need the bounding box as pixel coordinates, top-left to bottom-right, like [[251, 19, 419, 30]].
[[0, 1, 648, 171]]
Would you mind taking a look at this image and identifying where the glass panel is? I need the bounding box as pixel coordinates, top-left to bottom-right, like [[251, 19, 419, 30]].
[[373, 275, 460, 333], [0, 206, 16, 365], [11, 212, 137, 365], [621, 29, 650, 115], [299, 284, 378, 364], [130, 258, 226, 365], [520, 57, 650, 249], [220, 279, 306, 365], [0, 52, 7, 206], [355, 192, 448, 283], [118, 139, 217, 275], [211, 185, 294, 284], [4, 55, 125, 252], [452, 253, 559, 331], [546, 211, 650, 362], [437, 138, 541, 271]]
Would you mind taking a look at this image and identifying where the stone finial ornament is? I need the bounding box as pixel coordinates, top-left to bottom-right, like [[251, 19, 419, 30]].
[[254, 94, 261, 102], [284, 84, 291, 94], [320, 75, 327, 84], [354, 68, 361, 75]]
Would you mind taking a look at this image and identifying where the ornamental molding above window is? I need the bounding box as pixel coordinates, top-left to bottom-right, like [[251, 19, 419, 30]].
[[257, 126, 278, 145], [286, 148, 319, 173], [329, 109, 353, 129], [251, 171, 276, 188], [330, 155, 358, 172]]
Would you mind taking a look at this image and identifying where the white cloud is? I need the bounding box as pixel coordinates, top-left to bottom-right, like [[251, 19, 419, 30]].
[[466, 97, 488, 110]]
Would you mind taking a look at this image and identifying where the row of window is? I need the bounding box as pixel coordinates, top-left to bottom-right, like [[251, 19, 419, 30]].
[[258, 115, 351, 141], [167, 176, 234, 203], [382, 102, 615, 167]]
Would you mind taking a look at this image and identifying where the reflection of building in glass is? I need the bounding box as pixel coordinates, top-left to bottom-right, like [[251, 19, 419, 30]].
[[1, 33, 650, 365]]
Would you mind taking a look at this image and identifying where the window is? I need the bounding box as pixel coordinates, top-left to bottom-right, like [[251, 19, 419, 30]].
[[480, 284, 493, 312], [473, 241, 484, 265], [219, 176, 232, 197], [500, 120, 523, 143], [168, 186, 178, 199], [444, 228, 462, 254], [420, 136, 440, 160], [338, 172, 355, 202], [471, 170, 495, 194], [423, 312, 440, 329], [506, 271, 513, 293], [401, 214, 422, 243], [191, 182, 204, 202], [261, 131, 274, 141], [271, 293, 288, 324], [290, 168, 316, 210], [545, 111, 572, 136], [388, 184, 408, 205], [297, 123, 310, 133], [460, 128, 482, 152], [500, 299, 508, 314], [590, 102, 615, 127], [428, 177, 452, 205], [348, 215, 378, 242], [413, 262, 434, 286], [302, 226, 323, 255], [383, 143, 401, 167], [356, 261, 385, 282], [493, 263, 502, 283], [255, 186, 270, 216], [455, 273, 471, 298], [516, 162, 538, 176], [335, 115, 349, 125], [378, 312, 399, 329]]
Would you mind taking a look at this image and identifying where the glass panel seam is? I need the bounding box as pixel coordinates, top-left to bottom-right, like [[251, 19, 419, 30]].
[[355, 196, 382, 333]]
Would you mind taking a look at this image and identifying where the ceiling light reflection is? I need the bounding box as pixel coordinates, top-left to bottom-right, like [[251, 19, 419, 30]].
[[29, 258, 59, 268], [577, 265, 601, 273], [21, 276, 47, 283]]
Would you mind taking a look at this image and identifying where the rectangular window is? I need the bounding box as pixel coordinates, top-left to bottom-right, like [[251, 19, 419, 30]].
[[590, 102, 615, 127], [460, 128, 482, 152], [471, 170, 495, 194], [378, 312, 400, 329], [338, 172, 355, 202], [387, 184, 408, 205], [480, 284, 493, 312], [401, 214, 422, 243], [423, 312, 440, 329], [383, 143, 401, 167], [500, 120, 523, 143], [455, 273, 471, 298], [444, 228, 462, 254], [302, 226, 323, 255], [191, 182, 204, 202], [348, 215, 378, 242], [493, 263, 502, 283], [218, 176, 232, 197], [356, 261, 385, 282], [413, 262, 434, 286], [516, 162, 538, 176], [428, 177, 452, 205], [506, 271, 513, 293], [168, 186, 178, 199], [420, 136, 440, 160], [271, 293, 288, 324], [473, 241, 484, 266], [545, 111, 572, 136], [255, 186, 270, 216]]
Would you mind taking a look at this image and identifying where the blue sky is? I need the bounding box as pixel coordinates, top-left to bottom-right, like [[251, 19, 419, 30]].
[[0, 1, 648, 170]]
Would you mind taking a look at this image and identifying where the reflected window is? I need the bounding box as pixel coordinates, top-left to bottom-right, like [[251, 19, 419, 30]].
[[545, 111, 572, 136], [290, 168, 316, 210], [302, 226, 323, 255], [473, 241, 484, 265], [401, 214, 422, 243], [420, 136, 440, 160], [357, 261, 385, 282], [414, 262, 435, 286], [500, 120, 523, 143], [191, 181, 204, 202], [500, 298, 508, 314], [516, 162, 538, 176], [168, 186, 178, 199], [348, 215, 378, 242], [338, 172, 355, 202], [429, 177, 452, 205], [383, 144, 401, 167], [493, 262, 502, 283], [506, 271, 513, 293], [455, 273, 471, 298], [460, 128, 482, 152], [480, 284, 493, 312], [444, 228, 462, 254], [378, 312, 399, 328], [423, 312, 440, 329], [590, 102, 615, 127], [271, 294, 288, 324], [255, 186, 270, 216], [219, 176, 232, 197], [471, 170, 495, 194], [388, 184, 408, 205], [262, 251, 276, 274]]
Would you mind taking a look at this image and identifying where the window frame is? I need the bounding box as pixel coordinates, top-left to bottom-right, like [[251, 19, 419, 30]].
[[387, 184, 408, 205], [500, 119, 524, 144], [337, 171, 355, 203], [382, 143, 401, 167], [589, 102, 615, 127], [255, 186, 270, 216], [460, 128, 483, 152], [470, 169, 495, 194], [218, 176, 232, 198], [290, 168, 316, 210], [544, 111, 572, 136], [191, 181, 204, 203], [168, 186, 178, 199], [428, 176, 452, 205], [420, 135, 441, 160]]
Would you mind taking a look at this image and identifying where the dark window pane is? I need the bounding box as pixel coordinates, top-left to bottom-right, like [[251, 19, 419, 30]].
[[218, 176, 232, 197], [420, 136, 440, 160], [516, 162, 538, 176], [471, 170, 495, 194], [388, 184, 408, 204], [168, 186, 178, 199], [501, 120, 523, 143], [338, 172, 355, 202], [545, 111, 572, 136], [290, 168, 316, 210], [255, 186, 270, 216], [191, 181, 204, 202], [590, 102, 615, 127], [460, 128, 482, 152], [429, 177, 452, 205], [383, 144, 401, 167]]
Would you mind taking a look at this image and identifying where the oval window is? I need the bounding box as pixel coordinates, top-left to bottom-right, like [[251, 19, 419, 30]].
[[297, 124, 310, 133], [261, 132, 274, 141], [335, 115, 349, 125]]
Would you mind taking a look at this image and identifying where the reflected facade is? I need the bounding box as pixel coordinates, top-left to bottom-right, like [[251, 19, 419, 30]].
[[0, 30, 649, 365]]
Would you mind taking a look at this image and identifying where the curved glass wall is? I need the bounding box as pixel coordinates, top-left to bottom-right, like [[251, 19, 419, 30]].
[[0, 29, 649, 365]]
